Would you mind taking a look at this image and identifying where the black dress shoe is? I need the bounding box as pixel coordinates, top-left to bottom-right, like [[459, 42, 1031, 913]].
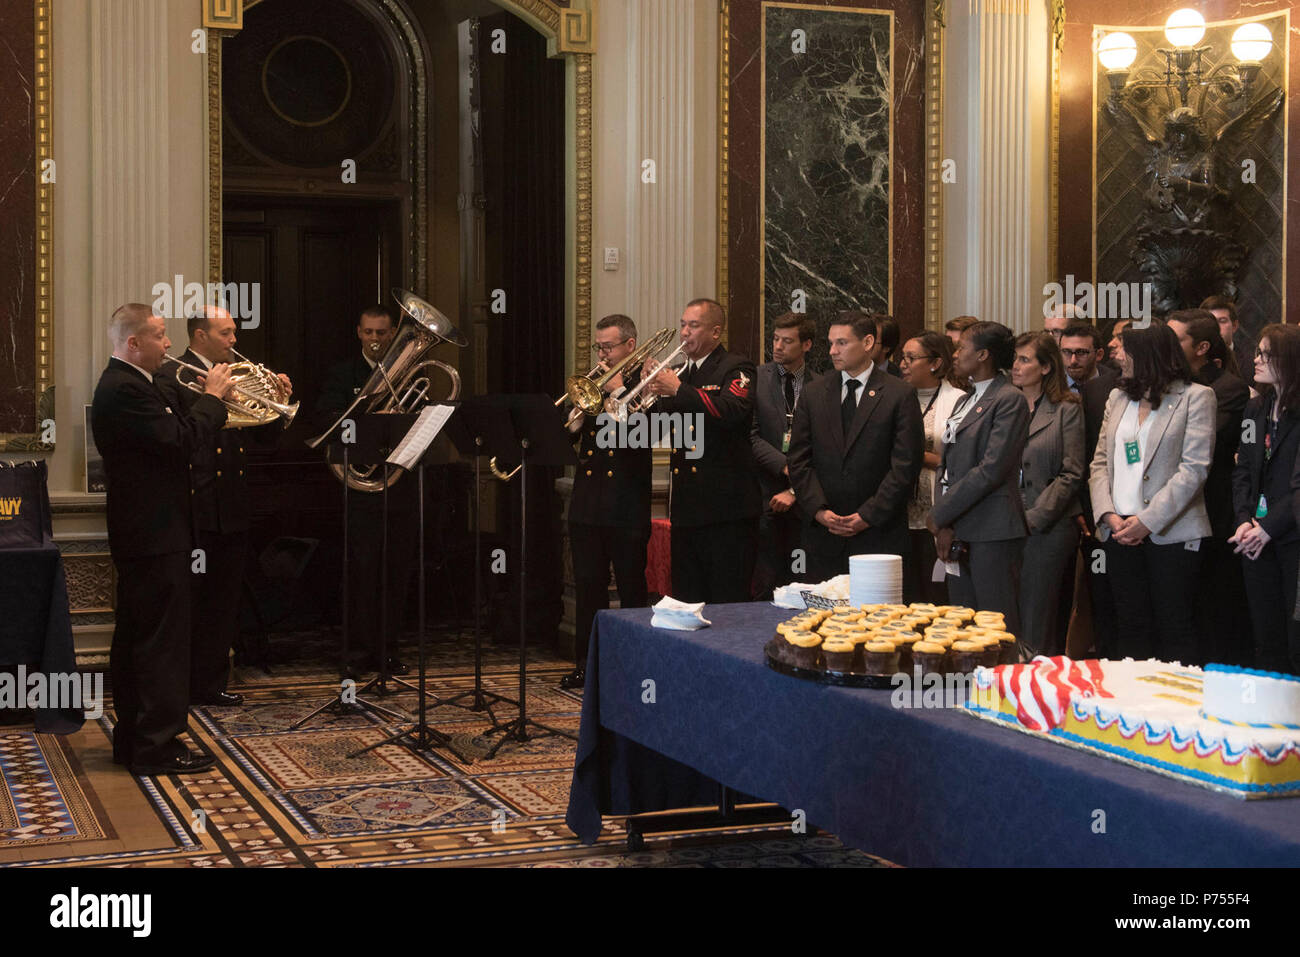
[[129, 752, 216, 776], [194, 691, 244, 707], [559, 669, 585, 690]]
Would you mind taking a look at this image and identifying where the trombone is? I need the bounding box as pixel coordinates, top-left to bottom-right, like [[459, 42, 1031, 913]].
[[161, 353, 299, 428], [554, 328, 677, 418]]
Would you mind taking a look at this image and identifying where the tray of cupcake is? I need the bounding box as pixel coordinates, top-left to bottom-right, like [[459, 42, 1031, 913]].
[[765, 603, 1019, 688]]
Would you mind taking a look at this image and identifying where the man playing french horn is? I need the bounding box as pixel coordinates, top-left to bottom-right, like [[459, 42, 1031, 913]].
[[563, 314, 653, 689], [162, 304, 294, 706]]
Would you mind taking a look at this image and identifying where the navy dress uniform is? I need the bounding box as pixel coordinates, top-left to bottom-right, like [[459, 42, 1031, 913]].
[[313, 353, 420, 670], [91, 357, 227, 769], [653, 347, 761, 604], [568, 368, 652, 675], [163, 348, 261, 702]]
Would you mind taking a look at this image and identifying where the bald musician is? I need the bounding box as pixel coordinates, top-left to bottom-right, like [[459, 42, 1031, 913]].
[[91, 304, 230, 775]]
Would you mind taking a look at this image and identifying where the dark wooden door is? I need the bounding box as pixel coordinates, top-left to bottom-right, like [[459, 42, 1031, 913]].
[[221, 198, 402, 629]]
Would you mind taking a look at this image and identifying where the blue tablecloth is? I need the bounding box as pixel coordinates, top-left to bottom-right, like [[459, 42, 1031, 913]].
[[566, 602, 1300, 866], [0, 546, 84, 734]]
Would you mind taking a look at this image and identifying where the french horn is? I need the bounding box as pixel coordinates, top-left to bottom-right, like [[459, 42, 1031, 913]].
[[307, 288, 466, 493]]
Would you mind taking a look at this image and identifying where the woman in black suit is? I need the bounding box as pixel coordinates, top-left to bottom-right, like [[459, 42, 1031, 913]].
[[927, 321, 1031, 637], [1230, 323, 1300, 674], [1011, 332, 1085, 658]]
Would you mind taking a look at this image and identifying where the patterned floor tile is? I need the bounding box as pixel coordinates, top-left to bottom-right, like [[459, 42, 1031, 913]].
[[235, 729, 445, 789]]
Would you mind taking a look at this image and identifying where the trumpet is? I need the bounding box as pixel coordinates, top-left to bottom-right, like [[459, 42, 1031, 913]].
[[613, 342, 688, 420], [161, 353, 299, 428]]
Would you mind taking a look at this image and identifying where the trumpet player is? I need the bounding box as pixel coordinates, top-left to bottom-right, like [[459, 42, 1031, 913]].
[[162, 304, 293, 706], [644, 299, 761, 604], [563, 315, 652, 689], [91, 304, 231, 775]]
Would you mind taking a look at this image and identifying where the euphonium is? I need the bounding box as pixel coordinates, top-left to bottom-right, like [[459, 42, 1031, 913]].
[[307, 288, 466, 493], [162, 353, 299, 428]]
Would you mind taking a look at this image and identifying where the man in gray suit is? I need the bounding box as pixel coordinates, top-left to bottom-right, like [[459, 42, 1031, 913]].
[[751, 313, 817, 598]]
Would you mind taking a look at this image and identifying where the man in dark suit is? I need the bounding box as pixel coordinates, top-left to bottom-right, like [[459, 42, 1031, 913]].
[[1202, 295, 1256, 390], [1169, 309, 1250, 664], [313, 304, 416, 676], [162, 305, 294, 707], [751, 312, 817, 598], [787, 311, 924, 583], [564, 314, 652, 689], [644, 299, 761, 603], [1059, 322, 1119, 654], [91, 304, 230, 775]]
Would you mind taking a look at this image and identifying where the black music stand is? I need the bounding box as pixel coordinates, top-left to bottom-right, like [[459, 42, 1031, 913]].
[[350, 404, 471, 762], [290, 412, 418, 731], [481, 394, 578, 758], [437, 397, 523, 726]]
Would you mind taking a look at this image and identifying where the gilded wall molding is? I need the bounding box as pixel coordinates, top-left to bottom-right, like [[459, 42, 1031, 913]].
[[203, 0, 243, 31], [718, 0, 731, 317], [1048, 1, 1062, 278], [573, 51, 594, 368], [2, 0, 55, 452], [558, 8, 595, 54], [924, 0, 943, 330], [35, 0, 54, 445]]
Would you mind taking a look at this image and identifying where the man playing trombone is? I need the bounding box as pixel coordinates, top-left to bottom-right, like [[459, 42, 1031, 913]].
[[563, 315, 652, 689], [91, 304, 231, 775], [162, 304, 293, 705]]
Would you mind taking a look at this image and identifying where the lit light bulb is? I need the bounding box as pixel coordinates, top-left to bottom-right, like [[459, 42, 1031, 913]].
[[1164, 8, 1206, 49], [1098, 32, 1138, 72], [1231, 22, 1273, 63]]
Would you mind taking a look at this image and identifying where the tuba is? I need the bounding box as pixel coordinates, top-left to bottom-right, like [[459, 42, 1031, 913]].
[[308, 288, 466, 493]]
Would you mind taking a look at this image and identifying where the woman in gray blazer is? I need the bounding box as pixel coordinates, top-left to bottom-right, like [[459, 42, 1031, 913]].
[[1089, 324, 1215, 664], [928, 321, 1031, 638], [1011, 332, 1085, 658]]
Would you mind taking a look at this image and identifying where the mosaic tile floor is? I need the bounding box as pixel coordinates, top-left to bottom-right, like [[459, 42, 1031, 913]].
[[0, 633, 893, 869]]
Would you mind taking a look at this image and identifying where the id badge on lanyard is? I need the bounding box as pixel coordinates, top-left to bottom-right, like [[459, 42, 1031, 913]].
[[782, 413, 793, 453], [1124, 439, 1140, 465]]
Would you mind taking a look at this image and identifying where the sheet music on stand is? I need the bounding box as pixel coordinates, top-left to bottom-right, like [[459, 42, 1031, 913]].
[[387, 405, 456, 471]]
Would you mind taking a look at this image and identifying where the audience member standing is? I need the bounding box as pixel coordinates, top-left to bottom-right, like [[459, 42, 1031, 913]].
[[1011, 332, 1085, 657], [899, 331, 966, 602], [751, 313, 817, 599], [1167, 310, 1250, 665], [1230, 324, 1300, 674], [1089, 325, 1214, 665], [928, 321, 1030, 640]]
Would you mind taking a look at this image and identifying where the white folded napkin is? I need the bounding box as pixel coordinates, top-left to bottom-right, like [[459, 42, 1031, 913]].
[[772, 583, 817, 609], [650, 596, 711, 630]]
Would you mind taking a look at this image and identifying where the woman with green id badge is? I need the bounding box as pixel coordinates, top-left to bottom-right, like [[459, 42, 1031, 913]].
[[1230, 323, 1300, 674], [1089, 324, 1215, 665]]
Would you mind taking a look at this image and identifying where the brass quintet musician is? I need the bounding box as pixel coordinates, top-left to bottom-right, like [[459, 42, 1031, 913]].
[[563, 315, 652, 689], [91, 304, 230, 775], [313, 305, 416, 676], [161, 304, 293, 706]]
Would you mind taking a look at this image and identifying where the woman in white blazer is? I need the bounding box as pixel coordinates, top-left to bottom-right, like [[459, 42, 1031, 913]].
[[901, 331, 968, 602], [1089, 324, 1215, 664]]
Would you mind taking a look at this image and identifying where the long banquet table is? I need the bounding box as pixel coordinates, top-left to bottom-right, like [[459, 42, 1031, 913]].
[[565, 601, 1300, 866]]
